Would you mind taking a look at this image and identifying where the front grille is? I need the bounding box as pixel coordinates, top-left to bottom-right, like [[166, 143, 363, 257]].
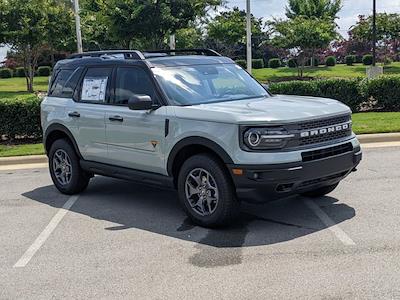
[[302, 142, 353, 162], [296, 114, 352, 146], [298, 171, 348, 188], [299, 129, 352, 146], [299, 115, 351, 130]]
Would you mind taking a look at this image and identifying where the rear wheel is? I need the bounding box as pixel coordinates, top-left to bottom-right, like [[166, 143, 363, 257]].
[[177, 154, 239, 227], [49, 139, 90, 194], [301, 183, 339, 198]]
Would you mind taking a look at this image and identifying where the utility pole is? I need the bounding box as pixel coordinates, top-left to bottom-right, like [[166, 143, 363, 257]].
[[169, 34, 176, 50], [372, 0, 376, 66], [73, 0, 83, 53], [246, 0, 252, 74]]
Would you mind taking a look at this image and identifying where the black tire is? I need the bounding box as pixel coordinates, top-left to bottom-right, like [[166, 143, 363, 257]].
[[49, 138, 90, 195], [301, 183, 339, 198], [177, 153, 240, 228]]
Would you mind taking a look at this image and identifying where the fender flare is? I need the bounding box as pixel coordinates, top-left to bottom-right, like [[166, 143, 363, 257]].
[[44, 123, 82, 158], [167, 136, 234, 176]]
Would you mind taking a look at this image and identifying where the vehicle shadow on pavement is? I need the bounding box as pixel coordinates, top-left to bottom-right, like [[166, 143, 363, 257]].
[[23, 176, 356, 251]]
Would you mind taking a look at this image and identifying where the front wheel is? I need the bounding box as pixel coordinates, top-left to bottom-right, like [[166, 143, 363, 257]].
[[49, 139, 90, 195], [301, 183, 339, 198], [177, 154, 239, 228]]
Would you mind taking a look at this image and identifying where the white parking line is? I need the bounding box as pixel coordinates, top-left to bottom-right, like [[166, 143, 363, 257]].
[[13, 195, 79, 268], [304, 199, 355, 246]]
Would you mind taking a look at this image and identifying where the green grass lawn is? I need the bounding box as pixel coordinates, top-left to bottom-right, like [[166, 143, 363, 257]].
[[0, 143, 44, 157], [0, 76, 49, 99], [253, 62, 400, 82], [352, 112, 400, 134]]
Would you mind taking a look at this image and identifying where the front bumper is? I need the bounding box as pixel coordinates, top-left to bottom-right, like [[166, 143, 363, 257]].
[[228, 145, 362, 203]]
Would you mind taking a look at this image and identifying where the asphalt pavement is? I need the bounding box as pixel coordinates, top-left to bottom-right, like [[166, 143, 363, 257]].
[[1, 145, 400, 299]]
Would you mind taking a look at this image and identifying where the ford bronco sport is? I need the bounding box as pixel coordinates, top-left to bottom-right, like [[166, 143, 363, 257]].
[[41, 49, 362, 227]]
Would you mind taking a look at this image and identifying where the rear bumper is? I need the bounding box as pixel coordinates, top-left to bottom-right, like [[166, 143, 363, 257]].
[[228, 146, 362, 203]]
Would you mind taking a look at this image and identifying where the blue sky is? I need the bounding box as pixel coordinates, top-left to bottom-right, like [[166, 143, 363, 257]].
[[1, 0, 400, 61]]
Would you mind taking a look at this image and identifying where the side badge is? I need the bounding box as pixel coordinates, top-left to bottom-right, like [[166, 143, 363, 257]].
[[151, 141, 158, 148]]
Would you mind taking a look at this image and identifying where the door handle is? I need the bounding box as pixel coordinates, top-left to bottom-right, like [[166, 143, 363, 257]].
[[68, 111, 80, 118], [109, 115, 124, 122]]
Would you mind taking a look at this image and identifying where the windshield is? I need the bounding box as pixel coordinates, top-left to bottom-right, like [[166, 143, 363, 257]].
[[152, 64, 269, 105]]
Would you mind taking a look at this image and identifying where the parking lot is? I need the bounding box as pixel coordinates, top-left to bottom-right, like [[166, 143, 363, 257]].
[[1, 145, 400, 299]]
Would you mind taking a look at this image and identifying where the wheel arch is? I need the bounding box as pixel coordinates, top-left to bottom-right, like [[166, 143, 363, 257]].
[[167, 136, 234, 184], [44, 124, 82, 158]]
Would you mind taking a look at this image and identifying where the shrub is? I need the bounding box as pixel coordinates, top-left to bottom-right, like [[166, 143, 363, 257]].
[[325, 56, 336, 67], [360, 76, 400, 111], [268, 58, 281, 69], [37, 66, 51, 76], [0, 95, 42, 139], [252, 59, 264, 69], [0, 68, 13, 78], [288, 58, 297, 68], [235, 59, 246, 69], [14, 67, 26, 77], [363, 54, 374, 65], [269, 78, 365, 112], [345, 55, 356, 66]]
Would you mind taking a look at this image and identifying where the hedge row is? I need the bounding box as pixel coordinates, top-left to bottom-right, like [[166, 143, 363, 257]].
[[235, 59, 265, 69], [269, 76, 400, 112], [0, 66, 52, 78], [0, 95, 42, 139]]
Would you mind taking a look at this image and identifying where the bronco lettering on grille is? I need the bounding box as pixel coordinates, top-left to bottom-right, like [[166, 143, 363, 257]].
[[300, 123, 350, 138]]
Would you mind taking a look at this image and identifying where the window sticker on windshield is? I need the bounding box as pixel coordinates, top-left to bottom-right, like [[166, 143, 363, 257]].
[[81, 77, 108, 102]]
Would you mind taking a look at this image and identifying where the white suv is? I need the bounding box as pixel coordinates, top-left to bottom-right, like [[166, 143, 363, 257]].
[[41, 49, 362, 227]]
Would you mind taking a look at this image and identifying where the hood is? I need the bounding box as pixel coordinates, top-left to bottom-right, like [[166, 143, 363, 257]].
[[173, 95, 351, 125]]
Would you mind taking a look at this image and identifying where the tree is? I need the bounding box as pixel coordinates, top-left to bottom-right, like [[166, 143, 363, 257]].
[[285, 0, 341, 67], [270, 17, 337, 77], [286, 0, 342, 20], [350, 13, 400, 63], [0, 0, 74, 91], [84, 0, 222, 50], [45, 0, 76, 66], [206, 7, 267, 58], [0, 0, 47, 92]]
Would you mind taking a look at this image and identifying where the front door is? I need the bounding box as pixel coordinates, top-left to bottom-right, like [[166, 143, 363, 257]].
[[105, 66, 167, 175]]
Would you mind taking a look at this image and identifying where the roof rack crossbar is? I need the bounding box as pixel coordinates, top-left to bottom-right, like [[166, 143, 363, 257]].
[[144, 49, 221, 57], [68, 50, 145, 60]]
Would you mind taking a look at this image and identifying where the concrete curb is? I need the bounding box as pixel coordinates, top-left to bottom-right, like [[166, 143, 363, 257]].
[[0, 133, 399, 166], [0, 155, 48, 166]]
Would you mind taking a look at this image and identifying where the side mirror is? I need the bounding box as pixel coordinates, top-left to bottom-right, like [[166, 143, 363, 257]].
[[261, 83, 270, 91], [128, 94, 154, 110]]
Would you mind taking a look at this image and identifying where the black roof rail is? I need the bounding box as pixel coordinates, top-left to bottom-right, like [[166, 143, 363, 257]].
[[68, 50, 145, 60], [144, 48, 221, 57]]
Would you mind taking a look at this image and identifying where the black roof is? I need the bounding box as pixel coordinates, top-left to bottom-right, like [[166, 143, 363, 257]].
[[54, 49, 234, 70]]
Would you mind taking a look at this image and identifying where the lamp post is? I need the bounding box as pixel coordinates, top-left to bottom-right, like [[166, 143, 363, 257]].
[[246, 0, 252, 73], [73, 0, 83, 53], [372, 0, 376, 66]]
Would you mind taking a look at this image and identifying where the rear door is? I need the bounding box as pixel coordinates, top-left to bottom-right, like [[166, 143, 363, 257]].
[[105, 66, 167, 174], [73, 66, 113, 162]]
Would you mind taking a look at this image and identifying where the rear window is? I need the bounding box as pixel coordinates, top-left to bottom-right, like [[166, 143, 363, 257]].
[[49, 68, 83, 98]]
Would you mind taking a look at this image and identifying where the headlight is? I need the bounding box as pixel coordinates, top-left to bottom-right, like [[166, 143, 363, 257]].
[[243, 128, 294, 150]]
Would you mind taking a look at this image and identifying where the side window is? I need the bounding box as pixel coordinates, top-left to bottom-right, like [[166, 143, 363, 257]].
[[61, 67, 84, 98], [114, 67, 156, 105], [49, 69, 73, 97], [80, 67, 112, 103]]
